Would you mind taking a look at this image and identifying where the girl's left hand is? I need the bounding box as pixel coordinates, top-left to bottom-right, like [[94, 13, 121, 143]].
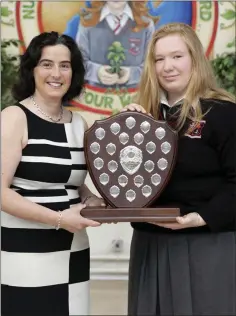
[[149, 212, 206, 230]]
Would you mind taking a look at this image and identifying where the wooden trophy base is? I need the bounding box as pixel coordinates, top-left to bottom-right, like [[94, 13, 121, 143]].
[[81, 207, 180, 223]]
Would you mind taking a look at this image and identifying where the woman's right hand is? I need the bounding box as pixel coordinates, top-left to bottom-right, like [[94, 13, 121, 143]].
[[121, 103, 147, 113], [60, 203, 101, 233]]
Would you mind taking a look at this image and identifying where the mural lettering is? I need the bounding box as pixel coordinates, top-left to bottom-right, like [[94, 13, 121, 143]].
[[22, 2, 35, 20]]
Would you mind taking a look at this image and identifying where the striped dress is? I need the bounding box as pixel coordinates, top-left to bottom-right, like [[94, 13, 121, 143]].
[[1, 104, 90, 316]]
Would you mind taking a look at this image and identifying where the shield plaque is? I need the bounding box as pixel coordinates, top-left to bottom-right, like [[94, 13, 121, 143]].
[[81, 111, 180, 222]]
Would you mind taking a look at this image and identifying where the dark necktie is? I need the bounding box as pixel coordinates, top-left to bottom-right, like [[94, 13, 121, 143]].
[[161, 103, 181, 123], [160, 103, 191, 134]]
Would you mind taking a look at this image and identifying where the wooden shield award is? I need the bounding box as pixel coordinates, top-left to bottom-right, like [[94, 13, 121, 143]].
[[81, 111, 180, 222]]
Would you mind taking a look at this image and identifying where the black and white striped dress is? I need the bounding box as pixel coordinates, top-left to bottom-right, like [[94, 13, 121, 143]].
[[1, 104, 90, 316]]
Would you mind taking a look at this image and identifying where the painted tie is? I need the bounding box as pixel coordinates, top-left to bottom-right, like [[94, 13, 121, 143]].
[[113, 14, 123, 35]]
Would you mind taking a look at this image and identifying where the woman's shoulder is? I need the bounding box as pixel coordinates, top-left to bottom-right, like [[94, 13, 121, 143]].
[[2, 104, 27, 123], [1, 104, 28, 140]]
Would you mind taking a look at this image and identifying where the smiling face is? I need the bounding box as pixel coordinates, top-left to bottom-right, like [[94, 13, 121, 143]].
[[33, 44, 72, 101], [155, 34, 192, 101]]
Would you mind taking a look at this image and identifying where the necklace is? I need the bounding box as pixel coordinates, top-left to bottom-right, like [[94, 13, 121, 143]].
[[31, 96, 63, 123]]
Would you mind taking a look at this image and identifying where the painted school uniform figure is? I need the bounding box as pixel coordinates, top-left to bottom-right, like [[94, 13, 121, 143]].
[[76, 1, 155, 88]]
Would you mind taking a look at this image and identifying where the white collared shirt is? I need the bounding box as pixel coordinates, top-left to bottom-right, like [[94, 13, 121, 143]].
[[160, 91, 184, 108], [100, 3, 134, 34]]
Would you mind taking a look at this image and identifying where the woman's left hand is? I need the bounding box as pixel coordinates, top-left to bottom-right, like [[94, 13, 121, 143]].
[[149, 212, 206, 230], [84, 196, 106, 207]]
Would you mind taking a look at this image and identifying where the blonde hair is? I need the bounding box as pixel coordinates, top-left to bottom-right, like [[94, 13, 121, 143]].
[[80, 1, 156, 32], [136, 23, 235, 130]]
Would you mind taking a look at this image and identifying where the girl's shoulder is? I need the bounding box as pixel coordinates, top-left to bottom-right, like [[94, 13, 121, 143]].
[[201, 98, 236, 136], [201, 98, 236, 116]]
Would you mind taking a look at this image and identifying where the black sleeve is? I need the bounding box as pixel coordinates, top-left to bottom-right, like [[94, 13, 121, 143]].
[[197, 101, 236, 232]]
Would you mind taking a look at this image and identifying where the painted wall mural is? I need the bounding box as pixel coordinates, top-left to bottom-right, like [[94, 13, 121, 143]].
[[1, 1, 235, 124]]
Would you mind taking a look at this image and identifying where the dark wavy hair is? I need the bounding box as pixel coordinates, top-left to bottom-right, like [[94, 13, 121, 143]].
[[12, 32, 85, 102]]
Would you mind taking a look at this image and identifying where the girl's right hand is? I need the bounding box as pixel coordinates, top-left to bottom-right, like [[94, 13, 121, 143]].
[[60, 204, 101, 233], [121, 103, 147, 113]]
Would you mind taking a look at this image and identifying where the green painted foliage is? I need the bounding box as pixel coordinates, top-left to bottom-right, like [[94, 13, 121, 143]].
[[211, 53, 236, 95], [221, 9, 236, 21], [107, 41, 126, 74], [1, 39, 20, 110]]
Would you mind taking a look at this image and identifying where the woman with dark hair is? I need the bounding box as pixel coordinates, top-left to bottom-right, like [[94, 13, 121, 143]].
[[1, 31, 104, 315]]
